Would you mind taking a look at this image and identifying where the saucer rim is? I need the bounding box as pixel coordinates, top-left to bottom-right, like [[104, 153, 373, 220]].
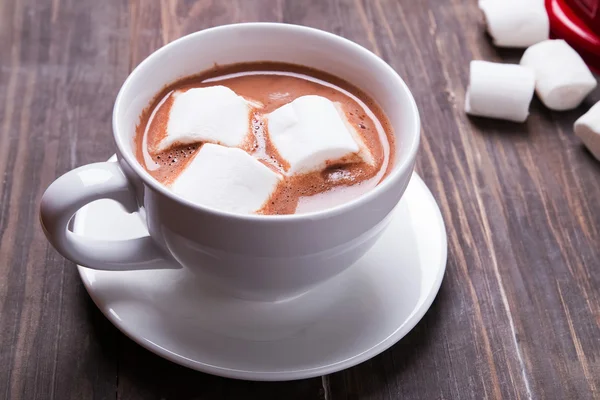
[[75, 161, 447, 381]]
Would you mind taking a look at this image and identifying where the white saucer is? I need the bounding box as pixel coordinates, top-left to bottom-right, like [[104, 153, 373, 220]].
[[73, 163, 447, 381]]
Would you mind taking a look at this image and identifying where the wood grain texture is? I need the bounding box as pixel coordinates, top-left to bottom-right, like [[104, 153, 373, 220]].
[[0, 0, 599, 399], [0, 0, 127, 399]]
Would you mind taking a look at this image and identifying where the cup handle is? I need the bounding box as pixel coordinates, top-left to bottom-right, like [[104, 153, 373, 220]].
[[40, 161, 171, 270]]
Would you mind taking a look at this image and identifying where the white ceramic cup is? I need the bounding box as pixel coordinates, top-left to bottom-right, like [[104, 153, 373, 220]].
[[40, 23, 420, 301]]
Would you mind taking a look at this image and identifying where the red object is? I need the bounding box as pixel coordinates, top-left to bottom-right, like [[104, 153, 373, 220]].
[[547, 0, 600, 73]]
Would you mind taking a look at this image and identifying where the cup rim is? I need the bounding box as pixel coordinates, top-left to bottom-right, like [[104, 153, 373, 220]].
[[112, 22, 420, 222]]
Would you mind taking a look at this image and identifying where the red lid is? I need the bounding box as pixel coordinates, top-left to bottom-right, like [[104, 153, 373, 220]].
[[547, 0, 600, 72]]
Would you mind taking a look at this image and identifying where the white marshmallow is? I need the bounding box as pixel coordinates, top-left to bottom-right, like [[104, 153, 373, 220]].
[[170, 143, 281, 214], [157, 86, 256, 152], [465, 60, 535, 122], [479, 0, 549, 48], [574, 101, 600, 161], [267, 95, 366, 174], [520, 40, 597, 111]]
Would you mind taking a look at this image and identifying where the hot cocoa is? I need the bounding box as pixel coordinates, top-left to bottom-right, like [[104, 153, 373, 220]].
[[135, 62, 395, 215]]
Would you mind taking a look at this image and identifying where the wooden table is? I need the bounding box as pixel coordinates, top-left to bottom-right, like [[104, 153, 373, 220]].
[[1, 0, 599, 399]]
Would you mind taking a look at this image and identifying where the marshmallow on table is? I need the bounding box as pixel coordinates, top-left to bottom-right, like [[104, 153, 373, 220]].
[[267, 95, 370, 174], [170, 143, 281, 214], [479, 0, 549, 48], [575, 101, 600, 161], [520, 40, 597, 111], [156, 86, 258, 152], [465, 60, 535, 122]]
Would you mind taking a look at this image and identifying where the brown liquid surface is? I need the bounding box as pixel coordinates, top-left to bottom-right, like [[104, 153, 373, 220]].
[[135, 62, 395, 215]]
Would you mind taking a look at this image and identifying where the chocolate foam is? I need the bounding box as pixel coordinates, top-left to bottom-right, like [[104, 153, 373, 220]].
[[135, 62, 395, 215]]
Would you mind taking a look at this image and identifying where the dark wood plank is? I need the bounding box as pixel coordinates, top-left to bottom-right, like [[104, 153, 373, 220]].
[[326, 0, 600, 399], [1, 0, 599, 399], [325, 0, 533, 398], [0, 0, 128, 398]]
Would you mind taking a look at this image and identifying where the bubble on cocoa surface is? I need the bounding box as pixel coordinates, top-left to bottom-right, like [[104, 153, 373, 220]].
[[327, 169, 353, 181], [155, 143, 200, 167]]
